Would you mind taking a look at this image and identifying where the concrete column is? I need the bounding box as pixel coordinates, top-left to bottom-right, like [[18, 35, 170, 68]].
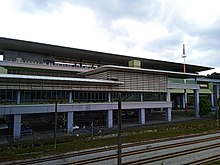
[[211, 93, 214, 107], [68, 91, 72, 104], [165, 108, 171, 122], [182, 94, 185, 108], [214, 85, 219, 106], [13, 114, 21, 140], [107, 110, 113, 128], [167, 90, 171, 101], [107, 92, 113, 128], [139, 93, 145, 124], [108, 92, 111, 102], [67, 111, 74, 133], [140, 108, 145, 124], [16, 91, 21, 104], [194, 89, 200, 118], [140, 93, 143, 102], [166, 90, 172, 121]]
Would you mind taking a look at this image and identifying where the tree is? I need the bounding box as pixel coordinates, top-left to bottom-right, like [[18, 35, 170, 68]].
[[199, 97, 211, 115], [206, 72, 220, 79]]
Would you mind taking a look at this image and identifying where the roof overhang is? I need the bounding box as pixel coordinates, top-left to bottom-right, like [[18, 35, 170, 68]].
[[0, 37, 213, 73], [0, 74, 123, 86], [80, 65, 205, 79]]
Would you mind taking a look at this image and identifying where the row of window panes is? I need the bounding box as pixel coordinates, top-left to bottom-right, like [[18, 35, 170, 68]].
[[111, 92, 166, 102], [0, 90, 166, 104], [8, 69, 77, 78], [143, 92, 166, 101]]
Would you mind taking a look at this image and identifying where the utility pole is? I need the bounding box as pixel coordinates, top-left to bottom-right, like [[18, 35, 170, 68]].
[[91, 120, 94, 137], [117, 93, 122, 165], [54, 93, 58, 149], [182, 44, 188, 113]]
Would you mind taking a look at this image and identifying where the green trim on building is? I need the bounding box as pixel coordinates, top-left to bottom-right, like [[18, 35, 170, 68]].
[[0, 66, 7, 74]]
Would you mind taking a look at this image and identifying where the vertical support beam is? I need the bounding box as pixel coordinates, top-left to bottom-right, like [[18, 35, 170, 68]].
[[182, 94, 185, 108], [68, 91, 72, 104], [139, 93, 146, 124], [16, 91, 21, 104], [107, 110, 113, 128], [211, 93, 214, 107], [194, 89, 200, 118], [117, 93, 122, 165], [140, 93, 143, 102], [214, 85, 219, 106], [107, 92, 113, 128], [140, 108, 145, 124], [165, 108, 171, 122], [13, 114, 21, 140], [108, 92, 111, 103], [67, 111, 74, 133], [166, 90, 172, 121]]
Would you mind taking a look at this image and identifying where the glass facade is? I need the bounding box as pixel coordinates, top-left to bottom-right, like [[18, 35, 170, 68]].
[[111, 92, 141, 102], [0, 90, 167, 104], [0, 90, 16, 104], [143, 92, 166, 101], [73, 91, 108, 103]]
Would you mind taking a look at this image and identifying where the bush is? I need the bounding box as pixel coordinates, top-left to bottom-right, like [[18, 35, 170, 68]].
[[199, 97, 211, 115]]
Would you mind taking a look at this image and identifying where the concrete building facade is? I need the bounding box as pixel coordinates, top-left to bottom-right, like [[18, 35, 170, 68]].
[[0, 37, 215, 139]]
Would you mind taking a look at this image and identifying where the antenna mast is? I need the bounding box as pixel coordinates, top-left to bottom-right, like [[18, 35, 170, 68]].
[[182, 44, 187, 73], [182, 44, 188, 113]]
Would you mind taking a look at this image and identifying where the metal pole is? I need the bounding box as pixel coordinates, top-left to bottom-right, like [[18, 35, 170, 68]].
[[183, 44, 188, 113], [54, 94, 58, 149], [117, 93, 122, 165], [217, 107, 219, 126], [216, 98, 220, 126], [91, 120, 94, 137]]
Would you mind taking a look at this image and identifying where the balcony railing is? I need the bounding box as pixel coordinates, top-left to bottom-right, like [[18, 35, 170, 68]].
[[168, 78, 196, 84]]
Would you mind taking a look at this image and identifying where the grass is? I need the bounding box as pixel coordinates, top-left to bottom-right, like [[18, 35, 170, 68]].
[[0, 118, 220, 163]]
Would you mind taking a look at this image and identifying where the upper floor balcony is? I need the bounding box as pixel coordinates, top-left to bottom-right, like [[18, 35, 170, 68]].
[[168, 78, 199, 90]]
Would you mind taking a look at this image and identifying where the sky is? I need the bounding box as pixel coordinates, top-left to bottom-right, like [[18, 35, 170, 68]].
[[0, 0, 220, 75]]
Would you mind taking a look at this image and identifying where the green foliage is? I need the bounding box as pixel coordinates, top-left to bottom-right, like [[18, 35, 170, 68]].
[[206, 72, 220, 79], [199, 97, 211, 115]]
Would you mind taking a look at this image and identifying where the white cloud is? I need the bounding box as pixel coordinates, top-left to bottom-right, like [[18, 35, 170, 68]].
[[0, 0, 220, 75]]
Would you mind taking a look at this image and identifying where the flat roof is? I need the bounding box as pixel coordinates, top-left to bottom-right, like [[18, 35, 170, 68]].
[[81, 65, 204, 79], [0, 37, 213, 73]]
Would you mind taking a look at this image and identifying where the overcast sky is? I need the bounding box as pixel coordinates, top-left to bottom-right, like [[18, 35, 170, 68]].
[[0, 0, 220, 75]]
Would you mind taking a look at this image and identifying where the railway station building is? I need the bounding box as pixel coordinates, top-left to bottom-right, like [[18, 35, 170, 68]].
[[0, 37, 217, 140]]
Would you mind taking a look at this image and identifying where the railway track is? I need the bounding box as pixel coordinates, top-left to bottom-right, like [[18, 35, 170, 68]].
[[183, 154, 220, 165], [67, 135, 220, 165], [2, 131, 220, 165], [122, 142, 220, 165]]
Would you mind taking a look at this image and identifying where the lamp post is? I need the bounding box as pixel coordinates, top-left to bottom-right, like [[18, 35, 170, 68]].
[[182, 44, 188, 113], [117, 93, 122, 165], [54, 93, 58, 149]]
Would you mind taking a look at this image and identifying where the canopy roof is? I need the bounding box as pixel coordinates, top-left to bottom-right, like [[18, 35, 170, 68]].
[[0, 37, 213, 73]]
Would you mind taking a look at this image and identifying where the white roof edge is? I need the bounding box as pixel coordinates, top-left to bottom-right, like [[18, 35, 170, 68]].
[[0, 74, 123, 85], [81, 65, 203, 77]]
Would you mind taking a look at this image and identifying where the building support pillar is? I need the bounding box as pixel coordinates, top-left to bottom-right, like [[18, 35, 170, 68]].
[[107, 110, 113, 128], [165, 108, 171, 122], [211, 93, 214, 107], [139, 93, 146, 124], [16, 91, 21, 104], [68, 91, 72, 104], [67, 111, 74, 133], [106, 92, 113, 128], [194, 89, 200, 118], [13, 114, 21, 140], [182, 94, 185, 108], [140, 108, 145, 124], [214, 85, 219, 106], [166, 90, 172, 121]]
